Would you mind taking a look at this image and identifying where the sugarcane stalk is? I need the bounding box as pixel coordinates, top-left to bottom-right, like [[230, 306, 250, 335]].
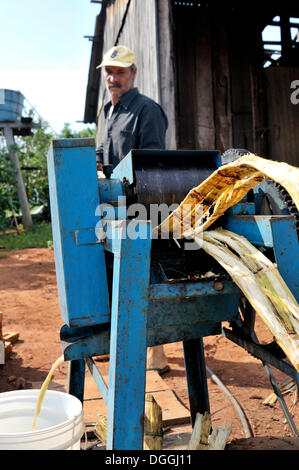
[[187, 412, 231, 450], [143, 393, 163, 450], [187, 412, 211, 450], [94, 418, 107, 444], [94, 394, 163, 450], [154, 153, 299, 239], [210, 229, 299, 331], [196, 230, 299, 371]]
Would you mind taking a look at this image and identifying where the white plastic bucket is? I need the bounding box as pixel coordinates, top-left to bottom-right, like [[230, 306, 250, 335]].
[[0, 389, 85, 450]]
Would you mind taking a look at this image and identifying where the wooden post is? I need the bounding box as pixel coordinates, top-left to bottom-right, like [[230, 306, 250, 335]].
[[3, 127, 32, 230], [212, 13, 233, 153]]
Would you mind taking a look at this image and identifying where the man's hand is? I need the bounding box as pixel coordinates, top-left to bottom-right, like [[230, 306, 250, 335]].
[[96, 161, 105, 179]]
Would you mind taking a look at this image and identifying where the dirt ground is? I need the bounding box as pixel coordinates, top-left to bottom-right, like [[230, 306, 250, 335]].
[[0, 247, 299, 451]]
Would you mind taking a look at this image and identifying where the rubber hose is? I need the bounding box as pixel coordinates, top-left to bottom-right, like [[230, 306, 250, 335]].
[[206, 366, 253, 438]]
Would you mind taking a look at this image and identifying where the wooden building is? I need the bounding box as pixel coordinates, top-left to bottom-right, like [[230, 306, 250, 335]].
[[84, 0, 299, 166]]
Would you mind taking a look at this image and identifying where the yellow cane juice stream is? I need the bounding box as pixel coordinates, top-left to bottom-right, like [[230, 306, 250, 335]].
[[31, 355, 64, 431]]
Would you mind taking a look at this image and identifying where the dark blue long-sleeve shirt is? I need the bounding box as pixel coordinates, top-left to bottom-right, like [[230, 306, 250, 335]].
[[96, 88, 168, 169]]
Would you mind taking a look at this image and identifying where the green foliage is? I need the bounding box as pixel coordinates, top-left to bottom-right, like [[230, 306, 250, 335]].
[[0, 222, 53, 251], [0, 117, 54, 230], [60, 123, 97, 139], [0, 115, 97, 231], [19, 121, 54, 221], [0, 148, 18, 228]]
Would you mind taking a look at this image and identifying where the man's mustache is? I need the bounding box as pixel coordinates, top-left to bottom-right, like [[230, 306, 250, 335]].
[[108, 83, 122, 89]]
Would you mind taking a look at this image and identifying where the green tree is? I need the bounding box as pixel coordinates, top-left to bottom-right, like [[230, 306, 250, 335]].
[[0, 120, 53, 229], [0, 144, 19, 228], [60, 123, 97, 139], [0, 117, 96, 231]]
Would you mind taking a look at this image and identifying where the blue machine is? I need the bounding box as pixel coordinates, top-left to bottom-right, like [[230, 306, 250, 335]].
[[47, 139, 299, 449]]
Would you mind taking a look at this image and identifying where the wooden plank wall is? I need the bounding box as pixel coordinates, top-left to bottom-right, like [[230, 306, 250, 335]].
[[227, 22, 270, 157], [172, 4, 197, 150], [94, 1, 299, 167], [228, 21, 255, 153], [250, 35, 269, 158], [265, 67, 299, 166], [96, 0, 159, 145], [194, 8, 215, 150], [172, 4, 235, 152], [172, 4, 215, 150], [157, 0, 177, 149], [211, 14, 233, 153], [171, 4, 271, 155]]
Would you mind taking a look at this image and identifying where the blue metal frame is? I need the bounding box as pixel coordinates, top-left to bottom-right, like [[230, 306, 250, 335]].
[[47, 139, 299, 450], [106, 220, 151, 449], [47, 139, 109, 327], [61, 218, 240, 449]]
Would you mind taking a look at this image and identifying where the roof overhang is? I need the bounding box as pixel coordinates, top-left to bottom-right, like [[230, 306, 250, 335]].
[[84, 5, 107, 124]]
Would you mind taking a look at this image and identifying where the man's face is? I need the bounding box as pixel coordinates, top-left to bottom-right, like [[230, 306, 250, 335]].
[[104, 65, 136, 104]]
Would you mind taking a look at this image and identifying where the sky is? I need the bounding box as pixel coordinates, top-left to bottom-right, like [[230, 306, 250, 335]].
[[1, 4, 297, 136], [0, 0, 102, 135]]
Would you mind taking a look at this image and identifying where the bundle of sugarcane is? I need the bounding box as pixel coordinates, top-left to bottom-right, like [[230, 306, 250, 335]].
[[153, 154, 299, 372], [153, 153, 299, 239], [263, 376, 297, 406], [194, 229, 299, 372]]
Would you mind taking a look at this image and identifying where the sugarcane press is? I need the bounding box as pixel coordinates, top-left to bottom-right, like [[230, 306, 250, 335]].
[[47, 139, 299, 449]]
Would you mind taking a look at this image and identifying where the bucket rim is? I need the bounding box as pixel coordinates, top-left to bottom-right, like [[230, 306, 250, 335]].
[[0, 389, 83, 437]]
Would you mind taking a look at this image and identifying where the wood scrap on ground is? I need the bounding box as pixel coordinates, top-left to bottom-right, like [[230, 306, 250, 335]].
[[187, 412, 231, 450], [263, 377, 297, 406], [3, 332, 19, 344], [2, 331, 20, 363], [145, 370, 190, 426], [93, 370, 190, 427]]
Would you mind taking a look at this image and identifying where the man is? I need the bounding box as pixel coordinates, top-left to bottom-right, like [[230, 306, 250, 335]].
[[95, 45, 168, 172], [96, 45, 169, 375]]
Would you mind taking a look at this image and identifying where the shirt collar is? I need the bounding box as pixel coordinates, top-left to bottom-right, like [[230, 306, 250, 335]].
[[104, 87, 139, 116], [119, 87, 139, 109]]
